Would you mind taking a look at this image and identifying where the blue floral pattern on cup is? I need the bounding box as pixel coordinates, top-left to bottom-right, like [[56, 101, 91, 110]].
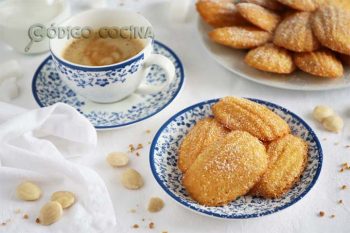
[[150, 98, 323, 219], [32, 41, 184, 129], [52, 54, 144, 88]]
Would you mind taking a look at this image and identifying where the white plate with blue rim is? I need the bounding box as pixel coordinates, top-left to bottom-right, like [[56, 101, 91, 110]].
[[150, 98, 323, 219], [32, 41, 184, 130]]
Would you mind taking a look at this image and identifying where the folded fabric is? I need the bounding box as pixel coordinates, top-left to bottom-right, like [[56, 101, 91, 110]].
[[0, 102, 116, 233], [0, 60, 22, 101]]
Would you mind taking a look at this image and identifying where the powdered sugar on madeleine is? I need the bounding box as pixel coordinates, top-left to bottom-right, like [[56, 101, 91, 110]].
[[209, 26, 272, 49], [245, 43, 296, 74]]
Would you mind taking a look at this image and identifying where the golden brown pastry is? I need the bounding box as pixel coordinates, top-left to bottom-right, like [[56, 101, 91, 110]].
[[245, 43, 296, 74], [294, 50, 344, 78], [212, 97, 290, 142], [236, 3, 281, 32], [325, 0, 350, 11], [178, 117, 229, 172], [196, 0, 247, 28], [209, 26, 272, 49], [250, 134, 308, 198], [183, 131, 268, 206], [273, 12, 320, 52], [239, 0, 285, 11], [277, 0, 325, 11], [311, 5, 350, 55]]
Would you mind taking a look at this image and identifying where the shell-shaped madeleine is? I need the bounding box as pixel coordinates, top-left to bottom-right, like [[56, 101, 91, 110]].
[[250, 134, 308, 198], [245, 43, 296, 74], [294, 50, 344, 78], [311, 5, 350, 55], [212, 97, 290, 141], [178, 117, 229, 172], [183, 131, 268, 206], [236, 3, 281, 32], [209, 26, 272, 49], [196, 0, 247, 28], [274, 12, 320, 52]]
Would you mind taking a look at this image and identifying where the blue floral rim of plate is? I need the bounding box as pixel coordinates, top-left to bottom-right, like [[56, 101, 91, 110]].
[[32, 40, 184, 129], [150, 98, 323, 219]]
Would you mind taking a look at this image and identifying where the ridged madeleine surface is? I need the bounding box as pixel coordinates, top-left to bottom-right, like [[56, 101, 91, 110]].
[[183, 131, 268, 206], [178, 117, 228, 172], [196, 0, 247, 28], [209, 26, 272, 49], [274, 12, 320, 52], [245, 43, 296, 74], [250, 135, 308, 198], [311, 5, 350, 55], [277, 0, 325, 11], [236, 3, 281, 32], [326, 0, 350, 11], [239, 0, 285, 11], [294, 50, 344, 78], [212, 97, 290, 142]]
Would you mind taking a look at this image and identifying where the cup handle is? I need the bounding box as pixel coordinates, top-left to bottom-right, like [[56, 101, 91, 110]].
[[136, 54, 175, 94]]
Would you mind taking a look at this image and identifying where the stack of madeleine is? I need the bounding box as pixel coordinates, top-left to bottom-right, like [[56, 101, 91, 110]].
[[178, 97, 308, 206], [197, 0, 350, 79]]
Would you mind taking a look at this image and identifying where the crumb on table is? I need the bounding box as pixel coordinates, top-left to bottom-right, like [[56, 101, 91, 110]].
[[132, 224, 139, 229], [149, 222, 155, 229], [319, 211, 325, 217]]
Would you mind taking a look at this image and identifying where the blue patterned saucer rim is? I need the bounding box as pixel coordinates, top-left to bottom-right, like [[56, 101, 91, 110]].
[[31, 40, 185, 129], [149, 98, 323, 219]]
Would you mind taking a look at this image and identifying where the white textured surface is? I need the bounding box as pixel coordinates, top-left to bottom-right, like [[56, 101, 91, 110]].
[[0, 0, 349, 232], [0, 103, 116, 233]]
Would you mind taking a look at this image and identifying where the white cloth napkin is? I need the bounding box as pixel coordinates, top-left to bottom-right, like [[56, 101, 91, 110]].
[[0, 60, 21, 101], [0, 102, 116, 233]]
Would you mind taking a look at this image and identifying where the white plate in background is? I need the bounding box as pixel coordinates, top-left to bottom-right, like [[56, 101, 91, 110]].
[[197, 18, 350, 91]]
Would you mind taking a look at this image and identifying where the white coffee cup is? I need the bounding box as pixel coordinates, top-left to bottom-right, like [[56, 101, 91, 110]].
[[50, 9, 175, 103]]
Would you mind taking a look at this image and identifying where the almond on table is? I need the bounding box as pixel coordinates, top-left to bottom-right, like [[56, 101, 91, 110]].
[[121, 168, 144, 190], [38, 201, 63, 226], [147, 197, 165, 213], [312, 105, 335, 122], [106, 152, 129, 167], [322, 115, 344, 133], [51, 191, 76, 209], [16, 181, 42, 201]]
